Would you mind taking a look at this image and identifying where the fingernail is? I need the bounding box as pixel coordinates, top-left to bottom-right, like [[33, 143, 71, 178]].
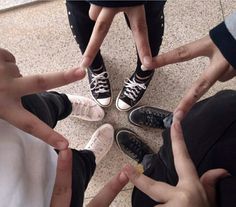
[[141, 65, 149, 71], [173, 110, 184, 122], [57, 141, 68, 150], [119, 172, 128, 182], [123, 164, 136, 176], [173, 122, 181, 132], [144, 56, 152, 65], [60, 150, 68, 161]]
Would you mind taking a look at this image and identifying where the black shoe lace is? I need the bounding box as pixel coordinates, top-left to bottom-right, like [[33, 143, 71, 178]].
[[124, 137, 144, 162], [144, 110, 167, 128]]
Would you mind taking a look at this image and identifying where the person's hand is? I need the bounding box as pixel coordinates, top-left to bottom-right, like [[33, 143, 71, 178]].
[[123, 115, 230, 207], [86, 170, 129, 207], [80, 4, 153, 69], [0, 48, 86, 149], [50, 149, 72, 207], [147, 35, 233, 119]]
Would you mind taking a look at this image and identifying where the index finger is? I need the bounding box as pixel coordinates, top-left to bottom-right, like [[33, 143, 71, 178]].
[[126, 5, 152, 68], [174, 62, 229, 118], [50, 149, 72, 207], [150, 35, 212, 69], [0, 48, 16, 63], [171, 119, 198, 180], [80, 8, 116, 68], [87, 171, 129, 207], [4, 105, 69, 150], [123, 164, 174, 203], [12, 68, 85, 96]]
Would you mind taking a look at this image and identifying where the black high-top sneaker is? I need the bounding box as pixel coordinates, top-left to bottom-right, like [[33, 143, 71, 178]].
[[128, 106, 172, 129], [87, 64, 112, 107], [116, 71, 154, 111]]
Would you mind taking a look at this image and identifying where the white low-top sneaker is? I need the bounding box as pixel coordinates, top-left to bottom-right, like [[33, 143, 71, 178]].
[[67, 94, 105, 121], [84, 123, 114, 164]]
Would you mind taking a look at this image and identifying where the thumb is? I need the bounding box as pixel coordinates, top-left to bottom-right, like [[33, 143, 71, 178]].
[[200, 169, 230, 206]]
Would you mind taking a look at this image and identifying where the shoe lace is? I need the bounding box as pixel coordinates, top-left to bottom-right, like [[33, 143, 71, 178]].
[[90, 71, 109, 93], [144, 110, 166, 127], [123, 78, 146, 101], [72, 99, 91, 117], [124, 137, 143, 162]]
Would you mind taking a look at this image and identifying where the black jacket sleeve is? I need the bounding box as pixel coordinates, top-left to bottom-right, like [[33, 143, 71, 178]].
[[209, 12, 236, 69]]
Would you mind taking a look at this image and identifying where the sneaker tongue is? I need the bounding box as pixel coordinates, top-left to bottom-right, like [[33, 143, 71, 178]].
[[132, 112, 146, 124], [134, 74, 151, 84], [134, 77, 144, 84]]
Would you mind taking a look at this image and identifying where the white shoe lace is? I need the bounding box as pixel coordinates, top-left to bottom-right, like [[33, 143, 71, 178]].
[[123, 78, 146, 101], [90, 71, 109, 94], [72, 99, 91, 117]]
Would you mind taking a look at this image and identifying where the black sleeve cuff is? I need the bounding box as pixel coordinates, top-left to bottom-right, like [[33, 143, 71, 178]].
[[210, 22, 236, 69], [87, 1, 146, 7]]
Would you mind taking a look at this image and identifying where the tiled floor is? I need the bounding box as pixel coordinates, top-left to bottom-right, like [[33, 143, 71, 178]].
[[0, 0, 38, 11], [0, 0, 236, 206]]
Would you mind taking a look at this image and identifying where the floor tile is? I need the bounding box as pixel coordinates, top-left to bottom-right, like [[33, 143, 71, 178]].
[[0, 0, 236, 206], [220, 0, 236, 17]]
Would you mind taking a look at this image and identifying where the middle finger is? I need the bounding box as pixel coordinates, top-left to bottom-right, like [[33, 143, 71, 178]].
[[80, 8, 117, 68], [126, 6, 152, 68]]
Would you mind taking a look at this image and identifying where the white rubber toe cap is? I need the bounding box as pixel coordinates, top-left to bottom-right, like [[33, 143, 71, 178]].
[[97, 97, 111, 107], [116, 99, 131, 111]]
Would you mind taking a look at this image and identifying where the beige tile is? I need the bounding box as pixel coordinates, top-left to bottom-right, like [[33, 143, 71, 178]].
[[221, 0, 236, 17], [1, 0, 236, 207], [0, 0, 39, 11], [84, 189, 132, 207]]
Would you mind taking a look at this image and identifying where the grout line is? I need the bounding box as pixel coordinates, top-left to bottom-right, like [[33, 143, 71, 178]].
[[219, 0, 225, 20]]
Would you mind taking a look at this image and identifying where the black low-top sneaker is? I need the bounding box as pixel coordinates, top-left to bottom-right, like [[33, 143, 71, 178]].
[[129, 106, 172, 129], [115, 128, 154, 163], [87, 64, 112, 107], [116, 71, 154, 111]]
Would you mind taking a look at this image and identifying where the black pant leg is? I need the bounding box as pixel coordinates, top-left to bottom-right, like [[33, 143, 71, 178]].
[[124, 1, 166, 69], [160, 89, 236, 183], [70, 149, 96, 207], [21, 91, 72, 128], [132, 90, 236, 207], [24, 91, 96, 207], [66, 0, 103, 68], [132, 153, 167, 207]]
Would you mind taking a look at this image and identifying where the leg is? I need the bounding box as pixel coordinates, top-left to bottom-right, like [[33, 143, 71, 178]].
[[116, 1, 166, 111], [70, 149, 96, 207], [160, 89, 236, 182], [70, 123, 114, 206], [21, 91, 72, 128], [66, 0, 112, 107], [22, 92, 95, 206], [65, 0, 103, 68], [132, 90, 236, 206]]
